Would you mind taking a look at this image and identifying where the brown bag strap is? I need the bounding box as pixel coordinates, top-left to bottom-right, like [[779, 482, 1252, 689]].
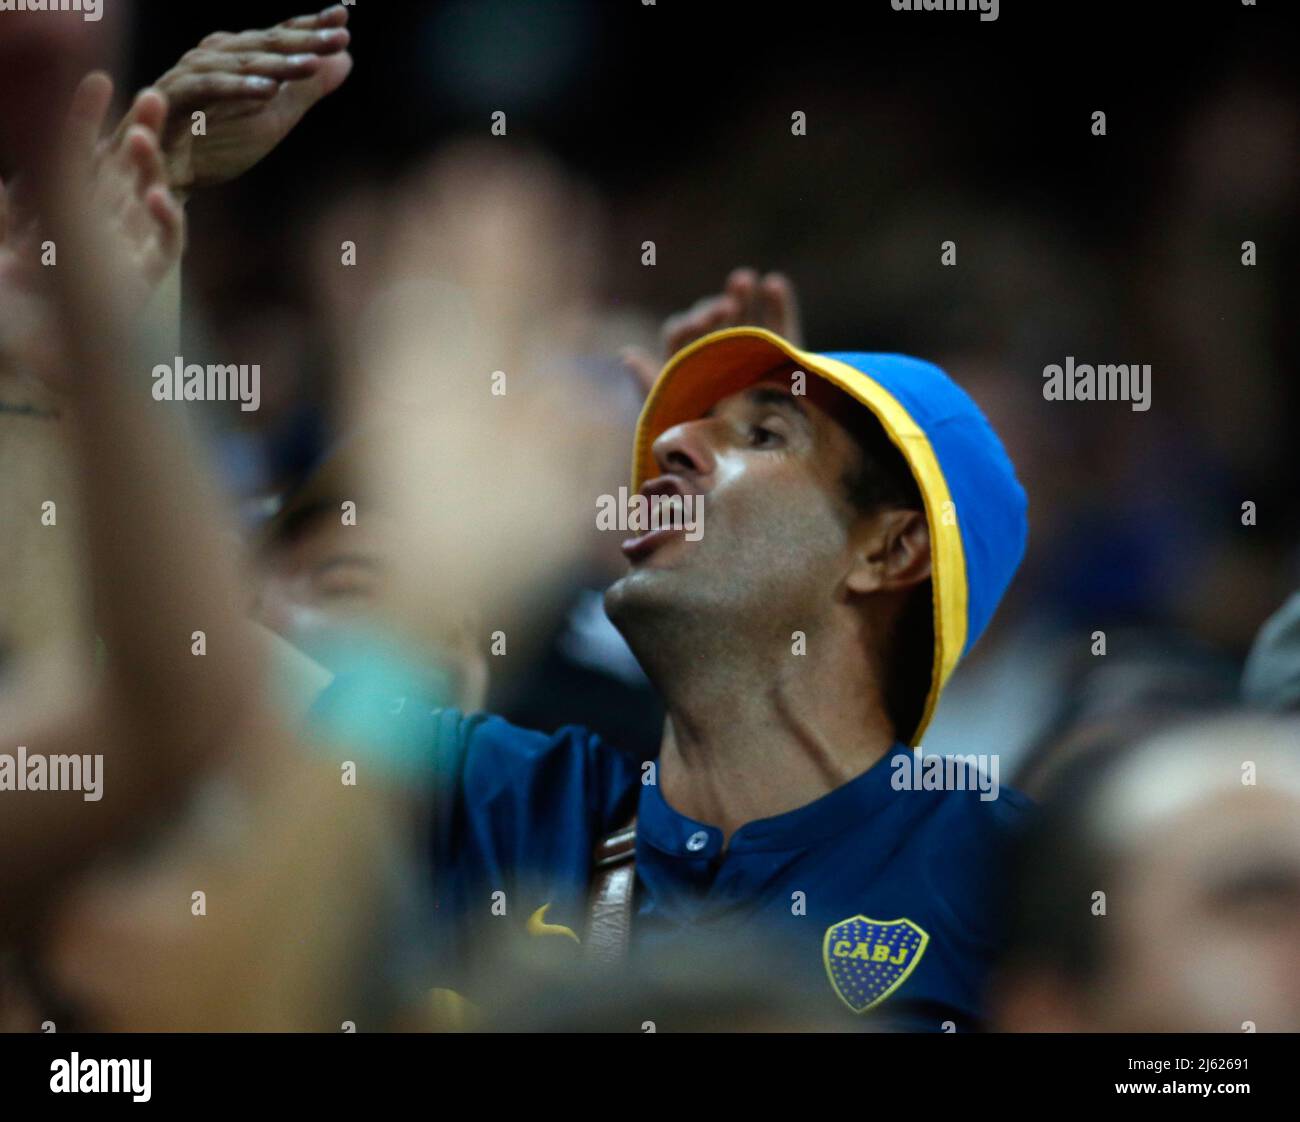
[[583, 817, 637, 964]]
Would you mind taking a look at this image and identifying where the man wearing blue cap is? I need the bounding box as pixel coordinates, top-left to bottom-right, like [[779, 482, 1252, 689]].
[[315, 271, 1031, 1030]]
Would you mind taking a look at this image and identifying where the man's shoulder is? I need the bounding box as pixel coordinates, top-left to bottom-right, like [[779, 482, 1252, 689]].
[[309, 672, 642, 815], [455, 713, 640, 802], [932, 778, 1033, 830], [906, 777, 1031, 952], [896, 753, 1034, 837]]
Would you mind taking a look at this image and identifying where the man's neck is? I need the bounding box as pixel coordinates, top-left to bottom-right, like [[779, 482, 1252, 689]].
[[653, 624, 897, 845]]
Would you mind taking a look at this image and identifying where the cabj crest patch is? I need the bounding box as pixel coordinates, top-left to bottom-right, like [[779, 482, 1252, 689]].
[[823, 915, 929, 1013]]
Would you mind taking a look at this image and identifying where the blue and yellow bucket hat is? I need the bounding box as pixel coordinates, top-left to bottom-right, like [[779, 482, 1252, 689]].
[[631, 326, 1028, 747]]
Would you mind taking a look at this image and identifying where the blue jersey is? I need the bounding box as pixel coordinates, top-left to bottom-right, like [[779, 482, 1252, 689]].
[[311, 676, 1030, 1030]]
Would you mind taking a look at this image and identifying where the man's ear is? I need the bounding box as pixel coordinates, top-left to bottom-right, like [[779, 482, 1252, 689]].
[[845, 509, 931, 595]]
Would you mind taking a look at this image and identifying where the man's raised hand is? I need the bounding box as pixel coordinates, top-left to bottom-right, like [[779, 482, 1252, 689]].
[[622, 267, 804, 394], [146, 5, 353, 193], [89, 84, 186, 317], [0, 73, 183, 388]]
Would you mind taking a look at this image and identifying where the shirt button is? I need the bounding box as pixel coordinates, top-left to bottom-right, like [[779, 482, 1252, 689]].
[[685, 830, 709, 853]]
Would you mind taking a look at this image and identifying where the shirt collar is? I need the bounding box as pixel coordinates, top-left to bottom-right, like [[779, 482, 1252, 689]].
[[638, 743, 918, 858]]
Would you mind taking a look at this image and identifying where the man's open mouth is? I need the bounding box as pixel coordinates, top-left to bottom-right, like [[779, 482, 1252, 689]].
[[620, 476, 695, 562]]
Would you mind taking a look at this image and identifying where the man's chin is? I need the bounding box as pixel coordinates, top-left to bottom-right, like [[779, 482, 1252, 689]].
[[604, 563, 680, 627]]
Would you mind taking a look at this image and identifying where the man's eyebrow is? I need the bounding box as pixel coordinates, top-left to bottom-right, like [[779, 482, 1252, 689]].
[[704, 386, 811, 424]]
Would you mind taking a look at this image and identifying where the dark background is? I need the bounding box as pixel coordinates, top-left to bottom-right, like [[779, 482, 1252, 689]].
[[125, 1, 1295, 330]]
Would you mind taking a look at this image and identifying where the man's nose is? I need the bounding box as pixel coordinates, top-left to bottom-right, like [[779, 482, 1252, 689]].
[[651, 418, 717, 484]]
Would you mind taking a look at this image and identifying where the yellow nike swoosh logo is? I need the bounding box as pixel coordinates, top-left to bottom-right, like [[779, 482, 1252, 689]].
[[526, 903, 580, 943]]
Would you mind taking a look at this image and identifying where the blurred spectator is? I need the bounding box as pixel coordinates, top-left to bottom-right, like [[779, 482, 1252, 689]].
[[995, 714, 1300, 1032]]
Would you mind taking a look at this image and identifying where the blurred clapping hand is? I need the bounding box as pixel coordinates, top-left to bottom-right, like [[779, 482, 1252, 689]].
[[0, 76, 182, 387], [347, 143, 623, 660]]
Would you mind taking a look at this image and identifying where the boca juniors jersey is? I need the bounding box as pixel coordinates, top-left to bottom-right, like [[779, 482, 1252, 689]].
[[310, 675, 1031, 1030]]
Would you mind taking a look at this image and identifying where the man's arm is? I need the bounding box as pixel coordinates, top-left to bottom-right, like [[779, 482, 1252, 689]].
[[0, 73, 263, 905], [0, 6, 357, 909]]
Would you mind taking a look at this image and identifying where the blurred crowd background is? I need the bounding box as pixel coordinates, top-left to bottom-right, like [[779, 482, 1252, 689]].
[[1, 0, 1298, 1034], [108, 0, 1298, 769]]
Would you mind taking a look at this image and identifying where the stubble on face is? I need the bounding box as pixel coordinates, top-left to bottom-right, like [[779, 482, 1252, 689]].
[[605, 375, 865, 689]]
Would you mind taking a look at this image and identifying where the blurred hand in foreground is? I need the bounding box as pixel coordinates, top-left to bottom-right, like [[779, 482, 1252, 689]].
[[349, 144, 621, 657]]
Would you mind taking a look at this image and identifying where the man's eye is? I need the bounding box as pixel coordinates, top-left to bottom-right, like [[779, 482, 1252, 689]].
[[748, 424, 783, 448]]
